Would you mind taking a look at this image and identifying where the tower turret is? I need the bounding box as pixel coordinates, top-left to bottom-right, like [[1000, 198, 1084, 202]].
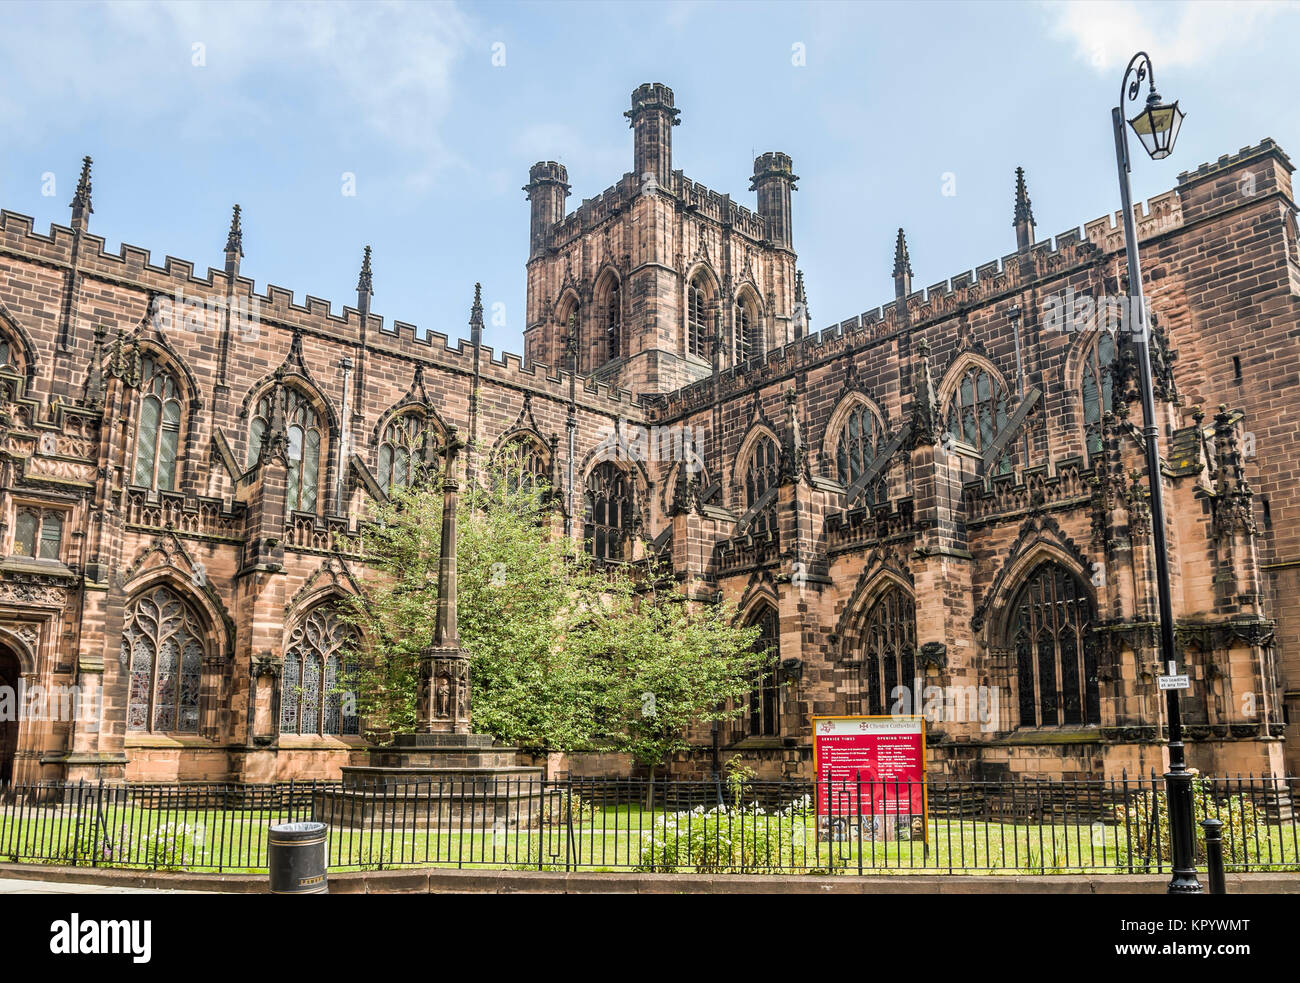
[[625, 83, 680, 187], [524, 161, 570, 258], [750, 152, 798, 250]]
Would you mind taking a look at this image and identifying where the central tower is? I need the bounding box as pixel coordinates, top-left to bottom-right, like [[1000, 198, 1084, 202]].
[[523, 84, 801, 396]]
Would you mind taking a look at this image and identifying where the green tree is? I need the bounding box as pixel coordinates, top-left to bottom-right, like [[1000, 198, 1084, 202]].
[[344, 458, 768, 781]]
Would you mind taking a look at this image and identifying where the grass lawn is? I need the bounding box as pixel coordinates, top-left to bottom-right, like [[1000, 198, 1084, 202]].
[[3, 799, 1297, 875]]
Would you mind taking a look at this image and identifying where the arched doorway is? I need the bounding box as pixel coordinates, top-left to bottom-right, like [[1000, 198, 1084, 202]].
[[0, 645, 20, 785]]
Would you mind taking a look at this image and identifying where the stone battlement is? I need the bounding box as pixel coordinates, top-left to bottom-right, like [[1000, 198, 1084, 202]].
[[546, 167, 767, 248], [639, 139, 1289, 423], [0, 208, 642, 418]]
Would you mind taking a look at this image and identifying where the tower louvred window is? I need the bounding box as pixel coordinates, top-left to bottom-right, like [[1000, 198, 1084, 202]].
[[606, 280, 621, 360], [687, 276, 709, 359], [735, 294, 760, 363]]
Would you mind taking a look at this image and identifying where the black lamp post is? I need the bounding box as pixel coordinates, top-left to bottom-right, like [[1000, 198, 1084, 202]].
[[1111, 51, 1199, 894]]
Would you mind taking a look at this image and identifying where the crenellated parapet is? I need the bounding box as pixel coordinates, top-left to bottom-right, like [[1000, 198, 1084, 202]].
[[0, 208, 642, 421]]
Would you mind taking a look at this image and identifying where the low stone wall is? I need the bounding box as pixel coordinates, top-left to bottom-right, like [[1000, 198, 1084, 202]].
[[3, 863, 1297, 895]]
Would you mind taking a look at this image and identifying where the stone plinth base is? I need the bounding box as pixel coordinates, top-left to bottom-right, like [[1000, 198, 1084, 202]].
[[317, 732, 547, 829]]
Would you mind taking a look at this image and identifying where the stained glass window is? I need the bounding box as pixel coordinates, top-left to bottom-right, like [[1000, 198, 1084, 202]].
[[498, 436, 548, 495], [861, 588, 916, 716], [280, 606, 359, 736], [1011, 562, 1098, 728], [835, 402, 886, 505], [132, 356, 182, 491], [943, 365, 1011, 472], [122, 586, 205, 734], [248, 387, 323, 514], [378, 414, 433, 494], [747, 606, 780, 737]]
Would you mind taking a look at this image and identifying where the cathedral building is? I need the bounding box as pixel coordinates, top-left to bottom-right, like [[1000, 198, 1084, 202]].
[[0, 84, 1295, 785]]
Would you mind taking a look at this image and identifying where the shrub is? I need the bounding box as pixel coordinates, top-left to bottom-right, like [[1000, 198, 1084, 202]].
[[1113, 777, 1269, 870], [634, 802, 834, 874]]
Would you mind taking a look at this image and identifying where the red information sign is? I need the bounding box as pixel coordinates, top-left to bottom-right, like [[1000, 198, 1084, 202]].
[[812, 716, 927, 843]]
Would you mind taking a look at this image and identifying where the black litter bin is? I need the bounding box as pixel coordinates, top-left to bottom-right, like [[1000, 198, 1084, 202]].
[[268, 821, 328, 894]]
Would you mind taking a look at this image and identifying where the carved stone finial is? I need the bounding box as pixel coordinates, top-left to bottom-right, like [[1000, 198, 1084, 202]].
[[911, 335, 940, 446], [225, 204, 244, 257], [1014, 167, 1034, 224], [469, 282, 484, 338], [356, 245, 373, 295], [892, 227, 912, 278], [70, 155, 93, 230]]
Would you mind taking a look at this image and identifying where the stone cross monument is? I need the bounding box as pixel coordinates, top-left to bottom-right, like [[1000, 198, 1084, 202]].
[[329, 423, 543, 825], [416, 426, 471, 735]]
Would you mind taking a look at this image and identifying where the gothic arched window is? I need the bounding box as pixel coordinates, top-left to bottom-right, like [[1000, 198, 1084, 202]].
[[0, 338, 14, 370], [378, 413, 433, 494], [281, 605, 360, 736], [1010, 562, 1098, 728], [1081, 331, 1117, 457], [746, 605, 780, 737], [945, 365, 1008, 452], [132, 356, 182, 492], [835, 402, 886, 505], [122, 585, 205, 734], [860, 587, 916, 716], [687, 275, 710, 359], [584, 461, 630, 562], [944, 364, 1011, 473], [498, 436, 548, 495], [248, 387, 323, 513], [734, 294, 760, 364], [606, 279, 621, 361], [744, 434, 780, 535]]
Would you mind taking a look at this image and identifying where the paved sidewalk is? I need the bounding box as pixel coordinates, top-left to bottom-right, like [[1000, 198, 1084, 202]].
[[0, 877, 207, 894]]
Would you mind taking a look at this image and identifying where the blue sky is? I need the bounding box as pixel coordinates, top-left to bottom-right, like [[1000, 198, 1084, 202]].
[[2, 0, 1297, 357]]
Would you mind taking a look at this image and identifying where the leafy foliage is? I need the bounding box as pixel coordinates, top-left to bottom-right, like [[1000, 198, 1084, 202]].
[[344, 458, 768, 770], [1113, 776, 1269, 869], [634, 797, 834, 874]]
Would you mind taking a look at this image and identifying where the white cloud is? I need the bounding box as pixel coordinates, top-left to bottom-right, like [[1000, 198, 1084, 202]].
[[1, 1, 475, 186], [1045, 0, 1299, 73]]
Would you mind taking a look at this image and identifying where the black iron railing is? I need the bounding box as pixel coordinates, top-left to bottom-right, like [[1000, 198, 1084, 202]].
[[0, 773, 1295, 875]]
